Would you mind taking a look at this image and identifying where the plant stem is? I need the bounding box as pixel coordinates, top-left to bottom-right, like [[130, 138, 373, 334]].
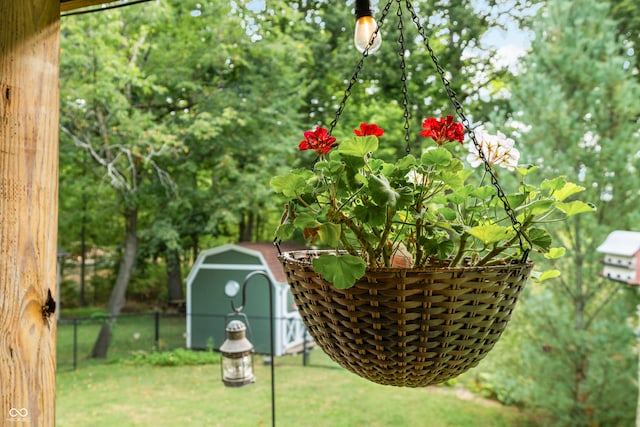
[[373, 208, 395, 265], [476, 234, 522, 266], [415, 217, 424, 266], [450, 233, 468, 267]]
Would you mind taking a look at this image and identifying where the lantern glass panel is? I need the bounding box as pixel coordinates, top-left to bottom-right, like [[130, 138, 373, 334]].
[[222, 353, 254, 382]]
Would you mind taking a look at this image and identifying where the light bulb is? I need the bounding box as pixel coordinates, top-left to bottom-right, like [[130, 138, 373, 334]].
[[354, 15, 382, 54]]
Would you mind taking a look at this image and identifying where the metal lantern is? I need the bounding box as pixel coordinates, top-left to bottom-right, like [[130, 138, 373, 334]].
[[220, 320, 255, 387]]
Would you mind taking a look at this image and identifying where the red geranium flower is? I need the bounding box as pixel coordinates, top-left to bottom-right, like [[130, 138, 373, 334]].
[[419, 115, 464, 145], [354, 123, 384, 137], [299, 126, 336, 155]]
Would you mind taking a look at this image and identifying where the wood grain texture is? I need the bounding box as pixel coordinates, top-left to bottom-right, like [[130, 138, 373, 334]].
[[0, 0, 60, 425], [60, 0, 119, 12]]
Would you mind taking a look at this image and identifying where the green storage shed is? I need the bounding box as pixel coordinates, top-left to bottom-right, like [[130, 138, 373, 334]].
[[186, 243, 305, 356]]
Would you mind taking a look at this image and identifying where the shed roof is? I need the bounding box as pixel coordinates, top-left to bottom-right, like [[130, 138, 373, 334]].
[[596, 230, 640, 257], [236, 242, 306, 283]]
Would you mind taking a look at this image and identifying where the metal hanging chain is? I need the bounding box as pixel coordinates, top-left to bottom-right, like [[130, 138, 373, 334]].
[[329, 0, 395, 135], [322, 0, 531, 262], [279, 1, 394, 255], [396, 0, 412, 152], [404, 0, 531, 262]]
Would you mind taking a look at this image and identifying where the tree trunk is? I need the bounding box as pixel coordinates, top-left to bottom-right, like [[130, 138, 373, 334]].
[[166, 247, 183, 301], [239, 211, 254, 242], [0, 1, 59, 425], [191, 233, 199, 264], [80, 158, 88, 306], [91, 207, 138, 358], [570, 216, 591, 422]]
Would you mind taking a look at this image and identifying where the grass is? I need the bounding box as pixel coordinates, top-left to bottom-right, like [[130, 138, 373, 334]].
[[56, 311, 536, 426], [56, 351, 536, 427]]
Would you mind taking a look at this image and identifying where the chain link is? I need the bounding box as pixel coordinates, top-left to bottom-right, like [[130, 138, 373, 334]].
[[396, 0, 412, 152], [327, 0, 531, 262], [404, 0, 530, 261]]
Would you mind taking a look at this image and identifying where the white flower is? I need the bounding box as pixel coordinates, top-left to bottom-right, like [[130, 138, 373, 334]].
[[405, 170, 428, 185], [466, 129, 520, 170]]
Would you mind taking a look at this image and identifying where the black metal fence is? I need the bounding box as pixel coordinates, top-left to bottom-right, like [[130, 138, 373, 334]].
[[56, 312, 314, 371], [57, 312, 189, 370]]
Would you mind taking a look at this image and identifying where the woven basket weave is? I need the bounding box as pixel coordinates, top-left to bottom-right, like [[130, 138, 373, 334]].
[[279, 250, 533, 387]]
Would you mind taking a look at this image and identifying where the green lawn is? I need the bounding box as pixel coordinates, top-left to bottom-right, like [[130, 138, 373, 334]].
[[56, 351, 535, 427]]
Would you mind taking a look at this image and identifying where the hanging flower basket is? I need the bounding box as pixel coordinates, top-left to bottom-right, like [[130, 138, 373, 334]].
[[272, 0, 594, 387], [279, 250, 532, 387]]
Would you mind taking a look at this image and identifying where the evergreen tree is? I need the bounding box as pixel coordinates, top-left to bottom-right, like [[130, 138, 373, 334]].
[[482, 0, 640, 424]]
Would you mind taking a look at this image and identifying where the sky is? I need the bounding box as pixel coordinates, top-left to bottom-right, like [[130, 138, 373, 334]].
[[244, 0, 535, 69], [481, 25, 533, 71]]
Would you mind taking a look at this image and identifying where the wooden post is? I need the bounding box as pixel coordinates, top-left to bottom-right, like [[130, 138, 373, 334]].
[[0, 1, 60, 426]]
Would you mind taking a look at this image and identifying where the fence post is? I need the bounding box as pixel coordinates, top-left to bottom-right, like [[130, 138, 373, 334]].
[[154, 311, 160, 349], [302, 326, 309, 367], [73, 319, 78, 370]]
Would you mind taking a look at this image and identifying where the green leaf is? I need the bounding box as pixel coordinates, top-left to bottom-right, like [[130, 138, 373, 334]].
[[396, 154, 417, 170], [437, 207, 457, 221], [369, 158, 387, 173], [516, 165, 538, 177], [468, 224, 516, 244], [518, 199, 555, 216], [312, 254, 367, 289], [440, 170, 465, 188], [528, 227, 553, 252], [540, 176, 566, 192], [338, 136, 378, 158], [274, 223, 294, 240], [353, 204, 387, 227], [340, 154, 366, 176], [446, 186, 473, 204], [369, 174, 401, 208], [421, 147, 452, 167], [556, 200, 596, 217], [544, 247, 566, 259], [551, 182, 586, 202], [472, 186, 497, 200], [317, 223, 341, 247], [437, 240, 455, 259], [270, 169, 314, 197], [506, 193, 527, 209], [534, 269, 561, 282], [421, 238, 455, 259], [294, 212, 319, 228], [315, 159, 345, 176], [432, 195, 449, 204]]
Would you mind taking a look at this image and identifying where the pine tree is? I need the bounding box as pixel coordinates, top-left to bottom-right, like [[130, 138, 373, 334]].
[[483, 0, 640, 424]]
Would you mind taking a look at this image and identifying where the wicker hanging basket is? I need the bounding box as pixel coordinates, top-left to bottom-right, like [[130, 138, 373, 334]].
[[275, 0, 536, 387], [279, 250, 533, 387]]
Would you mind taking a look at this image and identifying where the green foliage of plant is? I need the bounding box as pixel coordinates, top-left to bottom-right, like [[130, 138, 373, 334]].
[[127, 262, 168, 303], [273, 126, 593, 289], [125, 348, 220, 367], [59, 279, 81, 310], [89, 273, 117, 306]]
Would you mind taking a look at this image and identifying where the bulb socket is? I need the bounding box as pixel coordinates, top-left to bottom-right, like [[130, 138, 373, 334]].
[[355, 0, 373, 19]]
